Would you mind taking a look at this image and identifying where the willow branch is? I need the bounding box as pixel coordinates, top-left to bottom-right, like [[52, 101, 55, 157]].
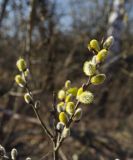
[[25, 84, 54, 140]]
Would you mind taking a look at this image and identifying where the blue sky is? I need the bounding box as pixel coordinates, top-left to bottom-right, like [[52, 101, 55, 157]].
[[1, 0, 133, 35]]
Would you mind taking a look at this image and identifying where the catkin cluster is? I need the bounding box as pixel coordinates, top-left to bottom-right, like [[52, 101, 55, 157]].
[[56, 36, 114, 138], [0, 145, 31, 160], [15, 58, 33, 104], [57, 80, 83, 138], [14, 36, 114, 147]]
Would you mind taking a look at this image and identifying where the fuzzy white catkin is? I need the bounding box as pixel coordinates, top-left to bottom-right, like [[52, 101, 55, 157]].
[[83, 61, 96, 76], [62, 128, 70, 138], [77, 91, 94, 104], [11, 148, 17, 160], [72, 154, 79, 160], [26, 158, 32, 160], [56, 122, 65, 130]]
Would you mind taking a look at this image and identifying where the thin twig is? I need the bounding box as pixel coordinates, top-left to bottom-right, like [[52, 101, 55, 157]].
[[25, 84, 54, 140], [9, 89, 43, 97], [39, 151, 53, 160], [0, 108, 40, 125], [59, 149, 68, 160], [55, 74, 95, 150]]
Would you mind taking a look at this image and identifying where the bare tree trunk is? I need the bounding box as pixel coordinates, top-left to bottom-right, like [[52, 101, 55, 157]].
[[97, 0, 127, 118], [107, 0, 126, 54], [44, 1, 56, 92], [25, 0, 36, 65], [0, 0, 9, 28]]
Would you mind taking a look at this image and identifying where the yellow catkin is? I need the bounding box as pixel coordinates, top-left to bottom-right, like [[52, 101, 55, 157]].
[[59, 112, 68, 125], [67, 87, 78, 96], [103, 36, 114, 49], [88, 39, 100, 52], [91, 74, 106, 85], [77, 91, 94, 104], [62, 127, 70, 138], [15, 75, 25, 87], [77, 87, 83, 98], [96, 49, 108, 62], [57, 102, 65, 112], [16, 58, 27, 72], [65, 80, 71, 89], [58, 90, 66, 100], [83, 61, 96, 76], [24, 93, 32, 104], [66, 102, 75, 115], [73, 108, 82, 121]]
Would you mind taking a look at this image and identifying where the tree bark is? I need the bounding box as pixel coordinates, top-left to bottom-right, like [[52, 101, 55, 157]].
[[107, 0, 126, 54]]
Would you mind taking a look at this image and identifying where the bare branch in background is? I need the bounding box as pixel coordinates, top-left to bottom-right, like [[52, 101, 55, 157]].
[[107, 0, 127, 55], [0, 0, 9, 28], [25, 0, 36, 64]]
